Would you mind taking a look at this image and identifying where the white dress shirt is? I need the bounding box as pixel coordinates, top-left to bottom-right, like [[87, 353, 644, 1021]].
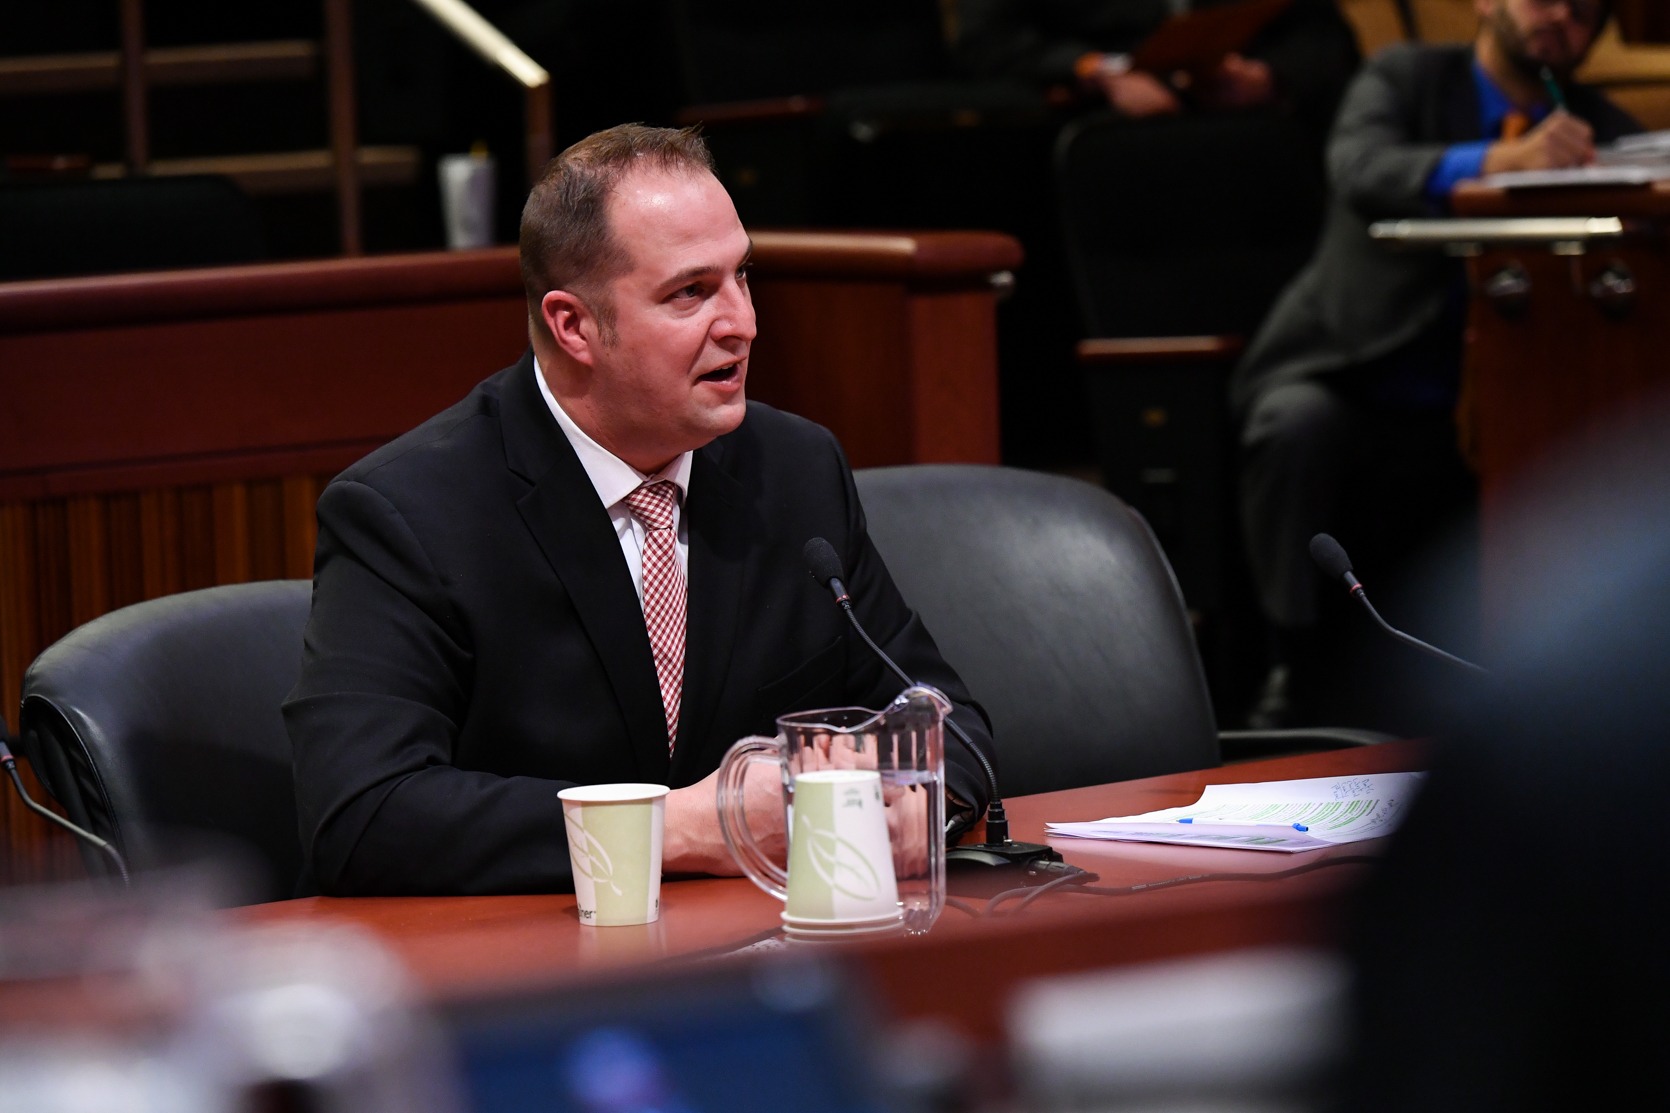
[[534, 358, 691, 607]]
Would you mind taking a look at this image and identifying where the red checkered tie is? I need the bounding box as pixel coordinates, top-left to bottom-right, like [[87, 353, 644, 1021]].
[[622, 481, 685, 751]]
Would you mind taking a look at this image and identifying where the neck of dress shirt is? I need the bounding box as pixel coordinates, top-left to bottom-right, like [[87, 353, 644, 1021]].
[[534, 357, 692, 607], [1473, 57, 1551, 135]]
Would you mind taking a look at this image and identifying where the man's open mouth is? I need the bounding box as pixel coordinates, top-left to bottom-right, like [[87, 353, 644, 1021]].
[[699, 363, 740, 383]]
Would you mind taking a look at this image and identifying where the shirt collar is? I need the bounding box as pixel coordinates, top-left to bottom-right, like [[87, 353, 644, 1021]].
[[1472, 58, 1551, 138], [534, 356, 692, 510]]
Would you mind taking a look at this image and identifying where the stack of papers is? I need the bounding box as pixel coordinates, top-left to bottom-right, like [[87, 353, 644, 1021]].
[[1045, 772, 1425, 854], [1480, 165, 1670, 190], [1477, 129, 1670, 190]]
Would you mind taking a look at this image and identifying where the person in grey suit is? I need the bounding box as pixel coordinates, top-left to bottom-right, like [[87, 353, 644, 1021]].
[[1233, 0, 1637, 726]]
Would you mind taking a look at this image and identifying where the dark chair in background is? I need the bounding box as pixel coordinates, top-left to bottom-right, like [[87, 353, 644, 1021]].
[[19, 581, 307, 901], [1056, 110, 1329, 715], [668, 0, 1080, 470], [0, 175, 264, 282], [855, 465, 1384, 797]]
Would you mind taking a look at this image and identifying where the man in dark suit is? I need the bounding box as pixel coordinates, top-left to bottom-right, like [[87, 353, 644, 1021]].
[[284, 125, 997, 896], [1231, 0, 1637, 727]]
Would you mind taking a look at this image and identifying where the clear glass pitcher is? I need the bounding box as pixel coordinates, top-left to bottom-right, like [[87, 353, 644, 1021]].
[[716, 686, 948, 937]]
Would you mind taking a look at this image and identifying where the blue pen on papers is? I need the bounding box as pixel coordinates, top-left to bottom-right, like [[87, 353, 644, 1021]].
[[1177, 818, 1309, 831], [1540, 66, 1568, 112]]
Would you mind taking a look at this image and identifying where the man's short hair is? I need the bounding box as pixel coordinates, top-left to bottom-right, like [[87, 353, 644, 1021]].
[[519, 123, 716, 337]]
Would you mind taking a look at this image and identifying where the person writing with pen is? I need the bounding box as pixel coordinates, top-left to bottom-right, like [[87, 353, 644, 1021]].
[[1232, 0, 1639, 729], [1427, 0, 1618, 192]]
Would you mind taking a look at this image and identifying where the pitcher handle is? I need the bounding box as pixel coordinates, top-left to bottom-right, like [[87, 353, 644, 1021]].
[[717, 735, 787, 901]]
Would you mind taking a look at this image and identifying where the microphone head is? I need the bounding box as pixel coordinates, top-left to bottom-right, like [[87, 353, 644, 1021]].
[[803, 537, 845, 587], [1309, 533, 1355, 581]]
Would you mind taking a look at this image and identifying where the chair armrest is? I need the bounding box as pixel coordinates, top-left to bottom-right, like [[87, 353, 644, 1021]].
[[674, 95, 825, 128], [1218, 727, 1396, 763], [1076, 335, 1244, 365]]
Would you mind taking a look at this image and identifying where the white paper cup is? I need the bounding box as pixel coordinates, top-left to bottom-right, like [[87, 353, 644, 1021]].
[[438, 152, 496, 249], [559, 783, 668, 927], [783, 769, 901, 930]]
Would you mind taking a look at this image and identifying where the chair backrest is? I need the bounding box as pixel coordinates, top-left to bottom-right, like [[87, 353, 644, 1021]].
[[20, 581, 309, 900], [1056, 110, 1326, 340], [854, 465, 1219, 797], [669, 0, 947, 104], [0, 175, 264, 282]]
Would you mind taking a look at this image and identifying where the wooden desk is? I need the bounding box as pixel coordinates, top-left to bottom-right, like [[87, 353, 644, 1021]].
[[0, 231, 1019, 885], [1451, 183, 1670, 629], [237, 741, 1424, 1044]]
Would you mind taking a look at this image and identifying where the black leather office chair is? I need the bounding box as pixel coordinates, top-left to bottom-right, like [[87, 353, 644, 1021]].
[[19, 581, 309, 900], [0, 175, 264, 282], [855, 465, 1385, 796]]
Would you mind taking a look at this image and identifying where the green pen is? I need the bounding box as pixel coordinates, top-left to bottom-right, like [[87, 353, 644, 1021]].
[[1540, 66, 1568, 112]]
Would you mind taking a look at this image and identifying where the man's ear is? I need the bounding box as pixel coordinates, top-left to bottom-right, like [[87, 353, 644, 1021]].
[[541, 289, 599, 367]]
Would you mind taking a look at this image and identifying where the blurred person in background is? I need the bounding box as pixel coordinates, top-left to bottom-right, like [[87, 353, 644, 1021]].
[[1231, 0, 1636, 727], [953, 0, 1362, 133], [1344, 402, 1670, 1111]]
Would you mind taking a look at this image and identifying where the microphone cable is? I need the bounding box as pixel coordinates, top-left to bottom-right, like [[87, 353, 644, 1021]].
[[803, 537, 1014, 842], [1, 734, 130, 885]]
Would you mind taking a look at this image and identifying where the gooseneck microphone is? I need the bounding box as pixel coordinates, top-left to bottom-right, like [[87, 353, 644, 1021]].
[[1, 735, 130, 884], [802, 538, 1057, 869], [1309, 534, 1486, 675]]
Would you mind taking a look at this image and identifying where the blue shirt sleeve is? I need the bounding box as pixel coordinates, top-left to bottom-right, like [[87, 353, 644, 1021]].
[[1425, 141, 1492, 206]]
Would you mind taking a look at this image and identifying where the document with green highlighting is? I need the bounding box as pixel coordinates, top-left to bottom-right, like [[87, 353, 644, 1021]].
[[1045, 772, 1425, 853]]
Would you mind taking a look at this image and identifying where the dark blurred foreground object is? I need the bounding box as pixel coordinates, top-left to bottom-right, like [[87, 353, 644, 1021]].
[[19, 582, 308, 902], [1346, 407, 1670, 1112], [448, 956, 910, 1113], [0, 876, 457, 1113], [0, 175, 263, 281], [1012, 948, 1348, 1112]]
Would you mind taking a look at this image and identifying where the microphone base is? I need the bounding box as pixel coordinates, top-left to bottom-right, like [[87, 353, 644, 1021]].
[[946, 840, 1061, 870]]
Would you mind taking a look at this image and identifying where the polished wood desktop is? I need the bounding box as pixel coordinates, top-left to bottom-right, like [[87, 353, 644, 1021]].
[[1451, 181, 1670, 630], [0, 231, 1019, 885], [237, 740, 1423, 1043]]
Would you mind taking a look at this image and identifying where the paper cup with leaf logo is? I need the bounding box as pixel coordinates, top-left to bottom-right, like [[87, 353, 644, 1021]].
[[784, 769, 900, 927], [558, 783, 668, 927]]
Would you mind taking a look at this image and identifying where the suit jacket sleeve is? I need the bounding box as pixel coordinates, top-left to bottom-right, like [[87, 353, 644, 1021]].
[[285, 479, 575, 896], [1327, 52, 1450, 220], [827, 438, 999, 816]]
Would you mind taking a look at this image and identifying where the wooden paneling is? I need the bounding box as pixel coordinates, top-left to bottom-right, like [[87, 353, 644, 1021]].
[[0, 234, 1019, 887], [1453, 184, 1670, 639], [0, 473, 327, 885]]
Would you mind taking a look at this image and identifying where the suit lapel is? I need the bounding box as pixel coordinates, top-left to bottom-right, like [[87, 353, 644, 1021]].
[[501, 354, 670, 784], [669, 439, 753, 784]]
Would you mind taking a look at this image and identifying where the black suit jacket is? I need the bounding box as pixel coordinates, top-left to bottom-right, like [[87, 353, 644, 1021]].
[[1232, 44, 1640, 417], [285, 352, 997, 896]]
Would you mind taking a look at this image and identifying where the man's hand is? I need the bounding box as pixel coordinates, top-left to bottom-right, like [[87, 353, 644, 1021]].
[[1096, 69, 1182, 118], [662, 757, 786, 875], [1199, 53, 1275, 110], [1483, 109, 1595, 174]]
